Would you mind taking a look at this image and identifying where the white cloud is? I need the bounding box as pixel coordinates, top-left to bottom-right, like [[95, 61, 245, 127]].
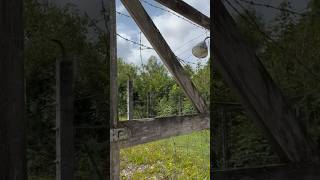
[[116, 0, 210, 67], [116, 2, 126, 13]]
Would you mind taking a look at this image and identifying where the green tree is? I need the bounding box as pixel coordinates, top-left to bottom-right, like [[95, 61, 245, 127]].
[[134, 56, 175, 117], [25, 0, 108, 178]]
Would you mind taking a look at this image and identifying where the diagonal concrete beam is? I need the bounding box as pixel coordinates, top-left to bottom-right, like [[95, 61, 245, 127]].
[[121, 0, 208, 113]]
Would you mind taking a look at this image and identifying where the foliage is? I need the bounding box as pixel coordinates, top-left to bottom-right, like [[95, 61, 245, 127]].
[[221, 0, 320, 168], [25, 0, 108, 177], [25, 1, 210, 178], [25, 0, 320, 178], [261, 0, 320, 141]]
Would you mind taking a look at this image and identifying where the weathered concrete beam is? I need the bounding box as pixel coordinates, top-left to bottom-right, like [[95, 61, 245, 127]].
[[213, 164, 320, 180], [213, 0, 319, 162], [154, 0, 210, 30], [121, 0, 208, 113], [117, 114, 209, 148]]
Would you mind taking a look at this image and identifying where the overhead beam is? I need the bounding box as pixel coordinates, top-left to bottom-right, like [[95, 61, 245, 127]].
[[154, 0, 210, 30], [118, 114, 209, 148], [121, 0, 208, 113], [213, 164, 320, 180], [213, 0, 319, 162]]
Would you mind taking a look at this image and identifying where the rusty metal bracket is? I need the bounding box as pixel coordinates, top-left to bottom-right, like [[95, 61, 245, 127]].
[[110, 128, 129, 142]]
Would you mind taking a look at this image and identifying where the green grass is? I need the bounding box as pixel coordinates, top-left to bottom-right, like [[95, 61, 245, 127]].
[[120, 130, 210, 179], [119, 115, 128, 121], [28, 130, 210, 179]]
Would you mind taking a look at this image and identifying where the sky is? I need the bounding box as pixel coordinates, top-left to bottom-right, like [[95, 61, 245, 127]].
[[114, 0, 210, 66], [48, 0, 309, 67]]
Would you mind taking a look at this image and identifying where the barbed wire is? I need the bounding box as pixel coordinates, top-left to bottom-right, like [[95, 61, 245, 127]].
[[176, 45, 198, 59], [225, 0, 276, 43], [116, 33, 154, 50], [116, 32, 202, 67], [175, 37, 210, 66], [224, 0, 320, 81], [118, 0, 209, 31], [237, 0, 305, 16], [103, 2, 209, 66], [231, 0, 272, 40], [25, 95, 105, 117], [177, 56, 199, 66], [140, 0, 207, 30], [116, 11, 131, 18], [174, 32, 208, 53]]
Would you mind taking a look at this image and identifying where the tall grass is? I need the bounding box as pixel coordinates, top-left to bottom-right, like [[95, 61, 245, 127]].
[[120, 130, 210, 179]]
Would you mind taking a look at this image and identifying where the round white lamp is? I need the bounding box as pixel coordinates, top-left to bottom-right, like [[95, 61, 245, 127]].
[[192, 37, 210, 59]]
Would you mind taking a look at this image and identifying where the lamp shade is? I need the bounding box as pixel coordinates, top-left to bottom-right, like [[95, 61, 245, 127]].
[[192, 41, 208, 59]]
